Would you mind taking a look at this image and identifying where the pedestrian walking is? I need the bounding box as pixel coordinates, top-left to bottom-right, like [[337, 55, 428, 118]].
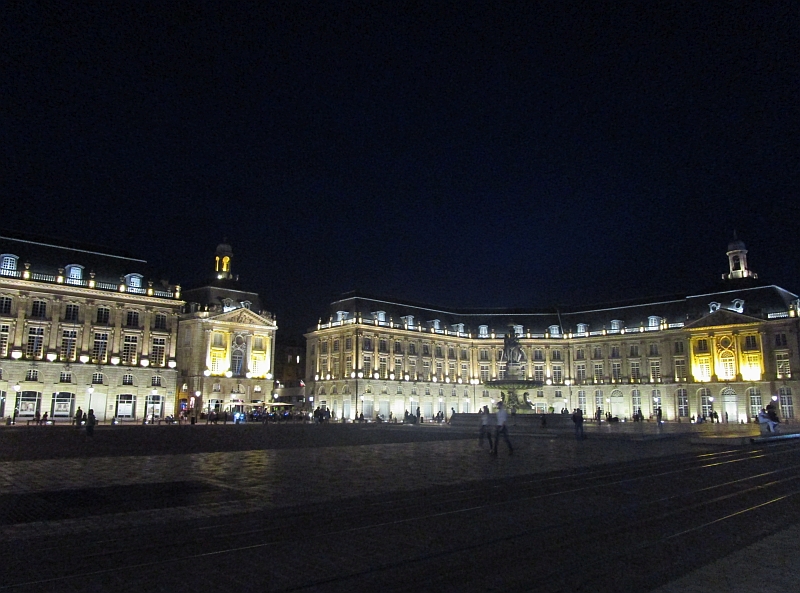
[[479, 405, 494, 450], [85, 409, 96, 437], [74, 407, 83, 426], [572, 408, 585, 440], [491, 402, 513, 455]]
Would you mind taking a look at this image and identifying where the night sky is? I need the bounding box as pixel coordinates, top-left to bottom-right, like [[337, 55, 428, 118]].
[[2, 2, 797, 340]]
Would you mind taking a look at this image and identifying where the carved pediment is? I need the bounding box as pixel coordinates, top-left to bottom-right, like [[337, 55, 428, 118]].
[[683, 308, 761, 330], [210, 307, 275, 328]]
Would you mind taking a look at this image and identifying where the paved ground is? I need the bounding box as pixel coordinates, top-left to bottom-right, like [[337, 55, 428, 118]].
[[0, 420, 798, 591]]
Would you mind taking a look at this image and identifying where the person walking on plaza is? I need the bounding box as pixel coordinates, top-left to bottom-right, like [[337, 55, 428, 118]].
[[479, 405, 494, 450], [491, 402, 513, 455], [85, 409, 96, 437], [74, 407, 83, 426], [572, 407, 584, 440]]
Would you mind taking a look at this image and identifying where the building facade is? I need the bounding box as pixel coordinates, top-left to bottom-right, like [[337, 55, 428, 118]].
[[305, 241, 799, 423], [0, 232, 182, 423], [176, 243, 277, 419]]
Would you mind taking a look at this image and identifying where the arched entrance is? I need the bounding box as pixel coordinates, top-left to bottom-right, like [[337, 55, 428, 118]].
[[720, 387, 738, 423], [609, 389, 625, 418]]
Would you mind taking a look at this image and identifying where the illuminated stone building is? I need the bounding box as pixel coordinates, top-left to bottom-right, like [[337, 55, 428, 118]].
[[305, 240, 799, 423], [176, 243, 277, 418], [0, 232, 182, 423]]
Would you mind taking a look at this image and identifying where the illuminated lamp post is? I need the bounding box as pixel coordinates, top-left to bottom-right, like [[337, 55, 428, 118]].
[[709, 396, 715, 423], [87, 385, 94, 417]]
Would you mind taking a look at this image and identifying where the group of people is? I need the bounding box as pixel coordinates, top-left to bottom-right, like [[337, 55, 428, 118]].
[[313, 406, 332, 423], [73, 407, 97, 436], [478, 402, 513, 455], [757, 403, 781, 433]]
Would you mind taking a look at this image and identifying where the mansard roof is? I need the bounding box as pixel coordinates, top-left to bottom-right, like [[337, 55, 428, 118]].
[[317, 285, 798, 336], [0, 229, 161, 288]]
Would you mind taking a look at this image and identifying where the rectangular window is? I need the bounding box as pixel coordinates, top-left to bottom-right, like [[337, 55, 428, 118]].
[[0, 324, 9, 357], [395, 357, 403, 377], [126, 311, 139, 328], [333, 339, 340, 352], [651, 389, 662, 414], [393, 341, 402, 354], [92, 332, 109, 362], [632, 389, 642, 415], [534, 365, 544, 382], [577, 390, 587, 414], [0, 296, 11, 316], [677, 388, 688, 417], [649, 343, 659, 357], [423, 344, 430, 356], [423, 360, 431, 380], [749, 388, 762, 419], [650, 360, 661, 381], [461, 363, 468, 379], [630, 361, 641, 380], [408, 343, 416, 355], [96, 307, 110, 324], [64, 304, 80, 322], [363, 356, 372, 376], [60, 371, 72, 383], [575, 348, 585, 360], [533, 349, 544, 361], [254, 336, 264, 350], [695, 339, 709, 353], [448, 361, 455, 377], [552, 366, 562, 383], [743, 335, 758, 350], [154, 313, 168, 330], [379, 356, 388, 378], [592, 347, 602, 359], [320, 341, 329, 354], [480, 364, 489, 382], [576, 364, 586, 382], [779, 387, 794, 419], [480, 349, 489, 361], [629, 345, 639, 357], [122, 335, 138, 365], [551, 350, 562, 361], [593, 363, 603, 380], [379, 339, 388, 353], [674, 341, 685, 354], [60, 329, 77, 360], [151, 337, 166, 366], [461, 348, 468, 360], [595, 390, 604, 411], [448, 347, 455, 359], [610, 346, 620, 359], [675, 359, 687, 380], [696, 359, 711, 381], [611, 362, 621, 380], [31, 300, 47, 318], [775, 333, 788, 347], [776, 353, 791, 378], [26, 326, 44, 357]]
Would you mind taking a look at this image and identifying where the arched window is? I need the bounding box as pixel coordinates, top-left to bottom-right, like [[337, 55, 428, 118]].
[[0, 254, 18, 274], [222, 256, 230, 272], [231, 350, 244, 376]]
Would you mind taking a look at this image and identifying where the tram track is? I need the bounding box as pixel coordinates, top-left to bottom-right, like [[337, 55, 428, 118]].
[[2, 442, 800, 591]]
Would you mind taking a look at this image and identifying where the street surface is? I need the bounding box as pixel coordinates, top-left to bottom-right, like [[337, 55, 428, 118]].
[[0, 420, 798, 592]]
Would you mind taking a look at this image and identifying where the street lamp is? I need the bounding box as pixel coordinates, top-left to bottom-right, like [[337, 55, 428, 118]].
[[709, 396, 715, 423], [87, 385, 94, 414]]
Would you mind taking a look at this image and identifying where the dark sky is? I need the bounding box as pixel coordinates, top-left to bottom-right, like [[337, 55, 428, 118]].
[[2, 2, 797, 340]]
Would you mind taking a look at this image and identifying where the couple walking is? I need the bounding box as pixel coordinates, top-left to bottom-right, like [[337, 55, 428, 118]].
[[479, 402, 513, 455]]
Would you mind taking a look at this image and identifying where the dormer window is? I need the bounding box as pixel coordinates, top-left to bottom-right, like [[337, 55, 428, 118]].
[[730, 299, 745, 313], [648, 316, 661, 328], [431, 319, 440, 330], [125, 273, 143, 289], [478, 325, 489, 338], [373, 311, 386, 322], [513, 325, 523, 337], [336, 310, 348, 322], [610, 320, 622, 331], [240, 300, 252, 310], [65, 264, 84, 284], [548, 325, 561, 336], [576, 323, 588, 334], [452, 323, 465, 333], [0, 254, 18, 274], [709, 302, 721, 313], [401, 315, 414, 328], [222, 298, 235, 312]]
